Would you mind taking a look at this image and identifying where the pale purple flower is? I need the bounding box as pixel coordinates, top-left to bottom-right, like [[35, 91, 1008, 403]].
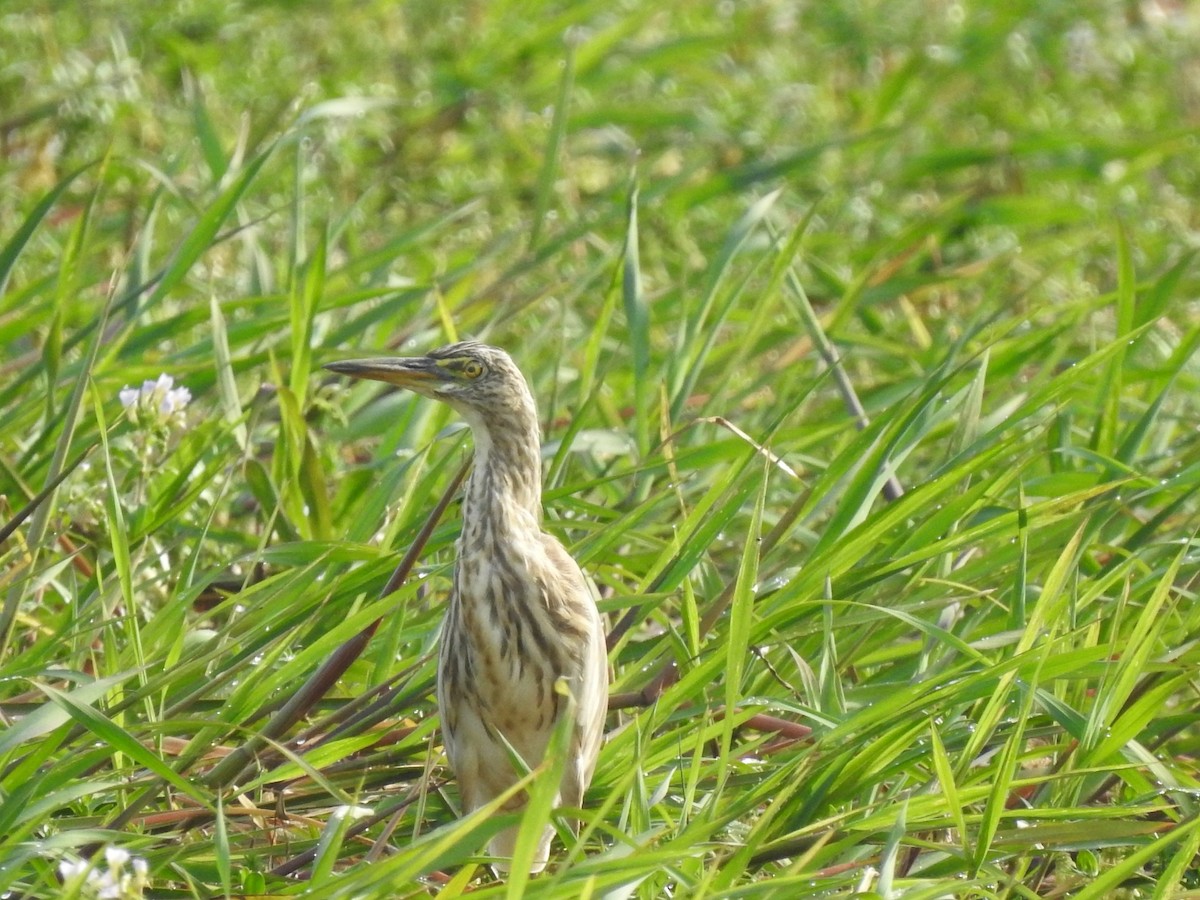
[[118, 373, 191, 428]]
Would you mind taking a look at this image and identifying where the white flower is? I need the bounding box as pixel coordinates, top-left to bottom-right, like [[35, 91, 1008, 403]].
[[58, 858, 91, 881], [56, 847, 149, 898], [159, 384, 191, 416], [118, 373, 191, 428]]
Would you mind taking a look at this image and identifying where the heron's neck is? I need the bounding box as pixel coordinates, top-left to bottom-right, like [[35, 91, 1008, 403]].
[[461, 406, 543, 533]]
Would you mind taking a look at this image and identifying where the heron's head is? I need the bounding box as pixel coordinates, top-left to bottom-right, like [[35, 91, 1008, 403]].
[[324, 341, 534, 422]]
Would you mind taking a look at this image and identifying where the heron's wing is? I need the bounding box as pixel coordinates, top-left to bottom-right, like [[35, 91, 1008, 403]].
[[537, 533, 609, 810]]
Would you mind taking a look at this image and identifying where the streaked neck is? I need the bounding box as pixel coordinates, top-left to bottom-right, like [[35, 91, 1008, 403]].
[[460, 402, 543, 532]]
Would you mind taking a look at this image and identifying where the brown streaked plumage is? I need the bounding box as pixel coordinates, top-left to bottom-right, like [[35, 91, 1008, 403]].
[[325, 341, 608, 873]]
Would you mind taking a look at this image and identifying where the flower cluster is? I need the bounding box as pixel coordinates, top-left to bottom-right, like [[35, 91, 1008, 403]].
[[58, 846, 148, 899], [119, 373, 192, 429], [61, 373, 193, 529], [50, 32, 143, 127]]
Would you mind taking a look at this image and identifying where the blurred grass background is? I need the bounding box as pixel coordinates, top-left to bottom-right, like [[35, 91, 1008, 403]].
[[2, 1, 1200, 897]]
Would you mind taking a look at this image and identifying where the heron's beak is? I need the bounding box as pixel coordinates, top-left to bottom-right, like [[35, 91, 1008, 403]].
[[323, 356, 442, 390]]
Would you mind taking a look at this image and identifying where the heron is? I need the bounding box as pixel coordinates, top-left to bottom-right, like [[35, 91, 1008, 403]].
[[325, 341, 608, 873]]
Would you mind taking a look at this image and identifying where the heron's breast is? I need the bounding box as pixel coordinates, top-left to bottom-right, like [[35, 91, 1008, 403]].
[[453, 547, 567, 715]]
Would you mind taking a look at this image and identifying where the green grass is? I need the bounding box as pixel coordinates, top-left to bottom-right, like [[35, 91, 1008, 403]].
[[3, 1, 1200, 897]]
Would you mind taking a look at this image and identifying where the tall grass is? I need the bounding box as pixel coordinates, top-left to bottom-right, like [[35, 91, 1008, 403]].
[[2, 2, 1199, 897]]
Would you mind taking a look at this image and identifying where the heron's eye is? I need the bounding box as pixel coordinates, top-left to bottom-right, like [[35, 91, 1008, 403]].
[[461, 360, 484, 379]]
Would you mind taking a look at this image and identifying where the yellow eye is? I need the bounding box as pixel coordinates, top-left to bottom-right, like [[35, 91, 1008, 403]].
[[461, 360, 483, 379]]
